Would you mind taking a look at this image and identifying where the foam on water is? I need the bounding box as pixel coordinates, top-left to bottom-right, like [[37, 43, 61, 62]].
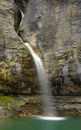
[[33, 116, 67, 121]]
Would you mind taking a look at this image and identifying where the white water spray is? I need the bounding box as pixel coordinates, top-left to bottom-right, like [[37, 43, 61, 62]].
[[24, 42, 54, 114]]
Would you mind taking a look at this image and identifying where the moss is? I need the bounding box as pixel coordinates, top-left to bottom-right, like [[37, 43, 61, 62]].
[[0, 95, 26, 119], [0, 96, 25, 105]]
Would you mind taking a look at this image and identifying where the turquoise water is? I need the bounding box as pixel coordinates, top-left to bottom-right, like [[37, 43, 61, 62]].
[[0, 116, 81, 130]]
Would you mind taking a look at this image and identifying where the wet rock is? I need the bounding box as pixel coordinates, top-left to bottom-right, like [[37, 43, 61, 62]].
[[0, 106, 7, 119], [13, 96, 81, 117]]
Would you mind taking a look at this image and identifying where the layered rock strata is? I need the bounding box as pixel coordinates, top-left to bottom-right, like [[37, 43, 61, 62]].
[[17, 0, 81, 95], [0, 0, 81, 95]]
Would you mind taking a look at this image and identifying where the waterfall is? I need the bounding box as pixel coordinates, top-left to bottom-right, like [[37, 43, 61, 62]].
[[24, 42, 54, 115], [18, 8, 54, 115]]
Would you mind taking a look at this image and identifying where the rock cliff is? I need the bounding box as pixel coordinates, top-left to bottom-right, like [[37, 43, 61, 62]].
[[0, 0, 39, 95], [0, 0, 81, 95], [17, 0, 81, 95]]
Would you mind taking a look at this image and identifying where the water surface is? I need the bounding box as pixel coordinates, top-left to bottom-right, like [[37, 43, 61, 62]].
[[0, 116, 81, 130]]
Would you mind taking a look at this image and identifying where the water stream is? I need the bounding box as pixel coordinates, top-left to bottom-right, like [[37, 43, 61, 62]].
[[24, 42, 54, 115], [18, 9, 54, 115]]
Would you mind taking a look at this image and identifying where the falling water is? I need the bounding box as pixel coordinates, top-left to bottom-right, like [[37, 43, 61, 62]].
[[24, 42, 54, 115]]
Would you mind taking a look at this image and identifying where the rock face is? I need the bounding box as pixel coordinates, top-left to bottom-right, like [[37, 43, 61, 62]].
[[0, 0, 39, 95], [0, 0, 81, 95], [16, 0, 81, 95]]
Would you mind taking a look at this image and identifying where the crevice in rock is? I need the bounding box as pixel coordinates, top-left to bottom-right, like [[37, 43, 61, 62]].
[[14, 0, 29, 14], [14, 9, 22, 32], [14, 0, 25, 33], [14, 0, 26, 41]]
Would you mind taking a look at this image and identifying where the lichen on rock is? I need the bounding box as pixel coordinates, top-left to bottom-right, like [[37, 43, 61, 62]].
[[16, 0, 81, 95], [0, 0, 39, 95]]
